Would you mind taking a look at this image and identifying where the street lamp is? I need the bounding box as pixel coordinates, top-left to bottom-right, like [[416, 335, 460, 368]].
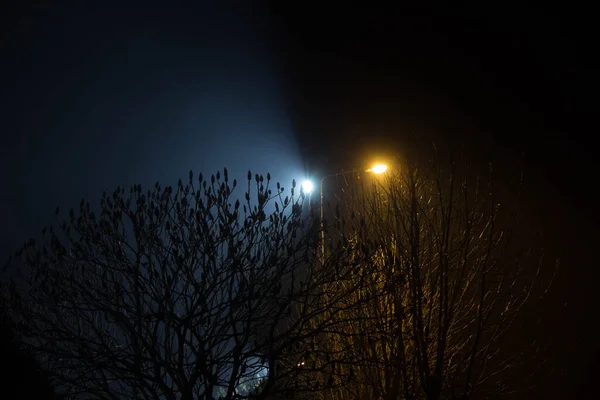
[[301, 179, 314, 195], [367, 164, 388, 174], [318, 164, 388, 264]]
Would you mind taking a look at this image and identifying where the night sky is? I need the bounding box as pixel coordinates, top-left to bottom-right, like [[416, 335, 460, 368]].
[[1, 3, 597, 398], [271, 10, 598, 397]]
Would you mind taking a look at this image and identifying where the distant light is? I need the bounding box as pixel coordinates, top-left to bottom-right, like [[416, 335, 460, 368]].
[[301, 180, 314, 194], [370, 164, 388, 174]]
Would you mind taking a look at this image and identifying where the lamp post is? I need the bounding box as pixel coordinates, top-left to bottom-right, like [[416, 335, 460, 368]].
[[318, 164, 388, 264]]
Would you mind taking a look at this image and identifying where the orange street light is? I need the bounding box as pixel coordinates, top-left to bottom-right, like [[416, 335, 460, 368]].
[[367, 164, 388, 174]]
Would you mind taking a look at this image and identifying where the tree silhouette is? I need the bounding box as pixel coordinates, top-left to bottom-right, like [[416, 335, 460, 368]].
[[2, 170, 361, 400], [1, 156, 555, 400]]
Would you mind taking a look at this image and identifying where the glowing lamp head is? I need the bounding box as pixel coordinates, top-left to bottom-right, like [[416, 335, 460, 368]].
[[370, 164, 388, 174], [301, 179, 314, 194]]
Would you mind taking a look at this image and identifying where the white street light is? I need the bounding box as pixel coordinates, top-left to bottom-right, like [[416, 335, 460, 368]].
[[301, 179, 314, 194]]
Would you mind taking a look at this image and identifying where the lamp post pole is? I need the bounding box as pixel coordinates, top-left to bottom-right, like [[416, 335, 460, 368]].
[[317, 164, 388, 265], [320, 175, 327, 265], [318, 169, 360, 265]]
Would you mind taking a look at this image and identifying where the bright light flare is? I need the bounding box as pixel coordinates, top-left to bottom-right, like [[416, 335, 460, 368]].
[[369, 164, 388, 174], [301, 180, 314, 194]]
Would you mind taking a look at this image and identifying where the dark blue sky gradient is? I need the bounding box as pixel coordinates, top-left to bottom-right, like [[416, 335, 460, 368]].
[[1, 3, 304, 256]]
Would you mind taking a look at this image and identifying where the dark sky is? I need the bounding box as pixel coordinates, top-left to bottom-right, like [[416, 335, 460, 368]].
[[270, 9, 598, 397], [1, 2, 309, 256], [271, 9, 598, 397], [1, 3, 597, 398]]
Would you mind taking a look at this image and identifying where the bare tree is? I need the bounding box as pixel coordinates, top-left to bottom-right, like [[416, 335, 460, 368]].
[[299, 152, 555, 400], [1, 169, 362, 400]]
